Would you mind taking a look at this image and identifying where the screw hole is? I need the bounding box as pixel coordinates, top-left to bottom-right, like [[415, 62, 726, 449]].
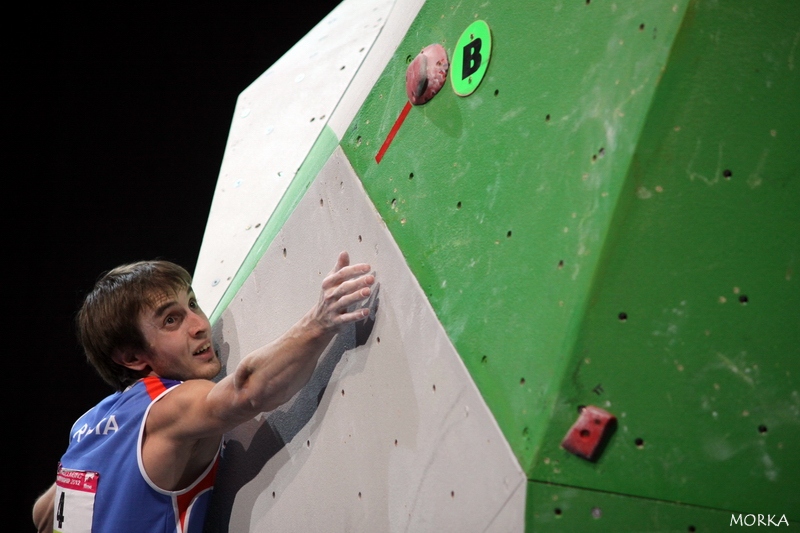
[[758, 424, 768, 434], [432, 384, 436, 392], [554, 508, 562, 516], [283, 248, 287, 258], [451, 490, 455, 498], [635, 438, 644, 448], [272, 491, 276, 498], [688, 526, 696, 532], [494, 89, 499, 96], [409, 172, 414, 179], [639, 23, 645, 31], [341, 389, 345, 396], [394, 439, 398, 446], [739, 294, 749, 304], [377, 337, 381, 344], [723, 169, 732, 179], [545, 114, 551, 122], [520, 377, 526, 385], [457, 201, 462, 209], [507, 230, 512, 238], [481, 355, 488, 364], [558, 260, 564, 269], [580, 429, 591, 438], [618, 312, 628, 322]]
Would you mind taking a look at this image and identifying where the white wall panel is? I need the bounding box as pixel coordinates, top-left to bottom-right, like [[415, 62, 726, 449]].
[[193, 0, 394, 313], [203, 147, 525, 532]]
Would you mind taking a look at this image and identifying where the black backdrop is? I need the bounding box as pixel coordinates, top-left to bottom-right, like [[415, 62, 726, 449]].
[[16, 3, 342, 530]]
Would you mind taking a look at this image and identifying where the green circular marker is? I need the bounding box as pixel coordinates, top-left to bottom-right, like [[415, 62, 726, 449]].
[[451, 20, 492, 96]]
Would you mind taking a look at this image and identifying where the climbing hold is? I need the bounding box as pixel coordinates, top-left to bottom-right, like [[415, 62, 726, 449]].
[[561, 405, 617, 461], [405, 44, 449, 105]]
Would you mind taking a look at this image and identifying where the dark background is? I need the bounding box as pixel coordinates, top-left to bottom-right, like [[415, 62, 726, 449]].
[[17, 3, 341, 530]]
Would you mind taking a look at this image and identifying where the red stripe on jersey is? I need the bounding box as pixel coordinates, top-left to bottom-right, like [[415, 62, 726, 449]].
[[176, 457, 220, 532], [143, 376, 168, 400]]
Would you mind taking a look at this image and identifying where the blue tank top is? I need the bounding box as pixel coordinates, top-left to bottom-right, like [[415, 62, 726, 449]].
[[56, 376, 220, 533]]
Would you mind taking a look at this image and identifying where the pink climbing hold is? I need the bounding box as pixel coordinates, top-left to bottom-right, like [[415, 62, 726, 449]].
[[405, 44, 449, 105]]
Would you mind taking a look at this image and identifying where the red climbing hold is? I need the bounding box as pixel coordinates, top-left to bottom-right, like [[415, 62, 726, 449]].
[[560, 405, 617, 461], [405, 44, 449, 105]]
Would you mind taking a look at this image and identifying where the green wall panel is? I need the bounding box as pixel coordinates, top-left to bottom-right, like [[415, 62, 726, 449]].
[[527, 481, 796, 532], [342, 0, 690, 470], [529, 0, 800, 516], [340, 0, 798, 522]]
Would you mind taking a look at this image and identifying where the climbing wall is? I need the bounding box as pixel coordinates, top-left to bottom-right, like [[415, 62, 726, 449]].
[[195, 0, 799, 530]]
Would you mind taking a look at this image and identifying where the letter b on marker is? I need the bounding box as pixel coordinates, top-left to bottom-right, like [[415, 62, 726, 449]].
[[462, 38, 482, 79]]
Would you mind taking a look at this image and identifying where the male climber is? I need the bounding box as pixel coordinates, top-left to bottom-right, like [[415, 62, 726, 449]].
[[32, 252, 374, 532]]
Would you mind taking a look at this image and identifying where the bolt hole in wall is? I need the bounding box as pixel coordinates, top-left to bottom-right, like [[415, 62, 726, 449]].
[[520, 377, 526, 385], [545, 114, 551, 122], [618, 312, 628, 322], [409, 172, 414, 179], [759, 424, 768, 434], [739, 294, 748, 304], [507, 230, 512, 238], [557, 259, 564, 269], [635, 437, 644, 448], [457, 201, 462, 209], [723, 169, 733, 179]]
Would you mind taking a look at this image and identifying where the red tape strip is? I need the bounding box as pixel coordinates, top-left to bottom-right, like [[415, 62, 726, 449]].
[[375, 101, 413, 164]]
